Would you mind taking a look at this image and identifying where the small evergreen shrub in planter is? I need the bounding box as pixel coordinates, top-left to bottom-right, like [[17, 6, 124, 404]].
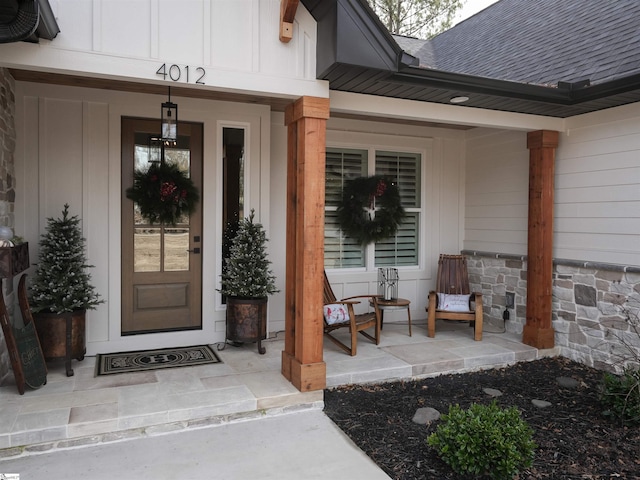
[[218, 210, 278, 354], [427, 401, 536, 480], [600, 368, 640, 426]]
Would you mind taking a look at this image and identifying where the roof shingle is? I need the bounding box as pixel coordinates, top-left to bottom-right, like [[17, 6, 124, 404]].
[[410, 0, 640, 86]]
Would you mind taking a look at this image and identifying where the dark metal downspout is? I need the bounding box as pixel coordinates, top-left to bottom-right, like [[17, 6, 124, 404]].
[[35, 0, 59, 40], [0, 0, 40, 43], [0, 0, 59, 44]]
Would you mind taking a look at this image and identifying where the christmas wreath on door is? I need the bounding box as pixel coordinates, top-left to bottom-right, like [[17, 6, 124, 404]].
[[126, 162, 199, 226]]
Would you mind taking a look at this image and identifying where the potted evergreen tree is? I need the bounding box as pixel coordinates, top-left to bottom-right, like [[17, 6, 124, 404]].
[[219, 210, 278, 354], [30, 204, 103, 376]]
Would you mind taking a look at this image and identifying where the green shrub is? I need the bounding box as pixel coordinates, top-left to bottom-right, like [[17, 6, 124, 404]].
[[600, 367, 640, 426], [427, 401, 536, 480]]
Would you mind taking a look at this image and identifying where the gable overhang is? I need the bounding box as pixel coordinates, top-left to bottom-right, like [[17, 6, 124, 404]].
[[301, 0, 417, 77], [301, 0, 640, 119]]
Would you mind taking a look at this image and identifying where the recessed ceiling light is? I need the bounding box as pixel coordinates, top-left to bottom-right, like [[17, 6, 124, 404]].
[[450, 96, 470, 104]]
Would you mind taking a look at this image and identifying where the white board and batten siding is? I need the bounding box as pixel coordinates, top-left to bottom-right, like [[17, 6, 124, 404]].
[[5, 0, 326, 355], [322, 117, 468, 322], [14, 83, 273, 355], [14, 87, 474, 351], [7, 0, 640, 357], [0, 0, 326, 100]]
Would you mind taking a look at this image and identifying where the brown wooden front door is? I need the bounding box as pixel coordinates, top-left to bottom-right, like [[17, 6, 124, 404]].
[[121, 117, 203, 335]]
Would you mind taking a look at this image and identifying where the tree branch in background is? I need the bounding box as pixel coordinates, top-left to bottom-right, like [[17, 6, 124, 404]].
[[368, 0, 464, 38]]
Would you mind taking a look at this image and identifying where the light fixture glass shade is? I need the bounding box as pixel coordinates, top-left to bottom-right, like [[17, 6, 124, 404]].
[[161, 101, 178, 143], [148, 136, 162, 163]]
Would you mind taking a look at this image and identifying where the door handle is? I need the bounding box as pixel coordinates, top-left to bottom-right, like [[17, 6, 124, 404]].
[[187, 248, 201, 254]]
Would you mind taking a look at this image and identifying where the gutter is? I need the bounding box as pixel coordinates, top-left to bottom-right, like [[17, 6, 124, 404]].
[[35, 0, 60, 41], [394, 65, 640, 107], [570, 72, 640, 103], [0, 0, 39, 43], [394, 65, 570, 104]]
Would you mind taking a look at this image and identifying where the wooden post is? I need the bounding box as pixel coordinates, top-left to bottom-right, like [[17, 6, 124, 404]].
[[282, 96, 330, 391], [523, 130, 559, 349]]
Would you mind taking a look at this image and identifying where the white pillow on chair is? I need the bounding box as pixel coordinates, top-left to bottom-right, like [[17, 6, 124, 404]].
[[323, 304, 350, 325], [437, 293, 471, 312]]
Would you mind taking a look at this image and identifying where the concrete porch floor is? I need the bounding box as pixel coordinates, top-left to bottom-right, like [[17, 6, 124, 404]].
[[0, 319, 554, 455]]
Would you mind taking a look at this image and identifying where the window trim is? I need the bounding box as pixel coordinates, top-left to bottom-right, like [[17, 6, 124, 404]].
[[325, 131, 432, 273]]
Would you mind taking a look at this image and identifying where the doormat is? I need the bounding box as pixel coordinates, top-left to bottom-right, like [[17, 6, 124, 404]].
[[95, 345, 221, 376]]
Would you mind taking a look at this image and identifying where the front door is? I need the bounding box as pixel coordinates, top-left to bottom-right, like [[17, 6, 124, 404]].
[[121, 117, 203, 334]]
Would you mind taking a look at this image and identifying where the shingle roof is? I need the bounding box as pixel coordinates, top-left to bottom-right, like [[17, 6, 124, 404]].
[[301, 0, 640, 118], [412, 0, 640, 86]]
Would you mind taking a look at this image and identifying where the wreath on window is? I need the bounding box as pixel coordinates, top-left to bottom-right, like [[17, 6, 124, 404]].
[[336, 175, 405, 245], [126, 162, 199, 226]]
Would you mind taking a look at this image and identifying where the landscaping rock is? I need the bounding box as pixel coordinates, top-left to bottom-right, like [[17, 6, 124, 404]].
[[324, 356, 640, 479], [557, 376, 580, 389], [412, 407, 440, 425], [483, 387, 503, 397], [532, 399, 552, 408]]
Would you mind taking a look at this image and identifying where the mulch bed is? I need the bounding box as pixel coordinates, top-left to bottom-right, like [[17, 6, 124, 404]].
[[323, 357, 640, 479]]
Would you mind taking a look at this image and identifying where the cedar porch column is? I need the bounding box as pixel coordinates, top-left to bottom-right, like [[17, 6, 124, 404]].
[[281, 96, 330, 392], [523, 130, 559, 349]]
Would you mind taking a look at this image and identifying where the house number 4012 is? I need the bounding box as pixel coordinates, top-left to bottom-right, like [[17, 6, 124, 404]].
[[156, 64, 206, 85]]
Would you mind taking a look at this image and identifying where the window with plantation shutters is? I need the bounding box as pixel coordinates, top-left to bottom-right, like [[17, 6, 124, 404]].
[[375, 151, 421, 266], [324, 148, 367, 268], [324, 147, 422, 270]]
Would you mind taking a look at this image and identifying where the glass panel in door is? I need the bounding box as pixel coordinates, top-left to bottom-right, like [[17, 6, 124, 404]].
[[121, 118, 203, 334]]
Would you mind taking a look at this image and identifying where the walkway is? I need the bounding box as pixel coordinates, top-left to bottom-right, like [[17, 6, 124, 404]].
[[0, 320, 552, 458], [0, 409, 390, 480]]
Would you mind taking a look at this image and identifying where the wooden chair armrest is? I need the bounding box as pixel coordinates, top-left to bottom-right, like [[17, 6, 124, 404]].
[[326, 299, 359, 306], [340, 294, 379, 302]]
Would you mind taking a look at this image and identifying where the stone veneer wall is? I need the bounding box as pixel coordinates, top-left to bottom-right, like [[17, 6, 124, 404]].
[[463, 250, 640, 373], [0, 67, 17, 385]]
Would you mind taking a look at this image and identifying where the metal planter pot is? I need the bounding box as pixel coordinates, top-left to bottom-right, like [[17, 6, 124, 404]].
[[225, 297, 267, 354], [33, 309, 86, 376]]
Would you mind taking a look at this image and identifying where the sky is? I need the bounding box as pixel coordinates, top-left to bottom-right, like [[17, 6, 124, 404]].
[[452, 0, 500, 26]]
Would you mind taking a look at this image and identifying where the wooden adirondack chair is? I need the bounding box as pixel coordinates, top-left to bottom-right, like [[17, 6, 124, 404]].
[[427, 254, 483, 341], [323, 271, 381, 356]]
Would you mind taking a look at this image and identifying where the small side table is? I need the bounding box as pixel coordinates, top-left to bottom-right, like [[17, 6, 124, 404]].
[[371, 298, 412, 336]]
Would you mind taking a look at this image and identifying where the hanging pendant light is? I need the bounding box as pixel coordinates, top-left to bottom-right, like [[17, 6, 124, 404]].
[[148, 135, 162, 163], [161, 87, 178, 145]]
